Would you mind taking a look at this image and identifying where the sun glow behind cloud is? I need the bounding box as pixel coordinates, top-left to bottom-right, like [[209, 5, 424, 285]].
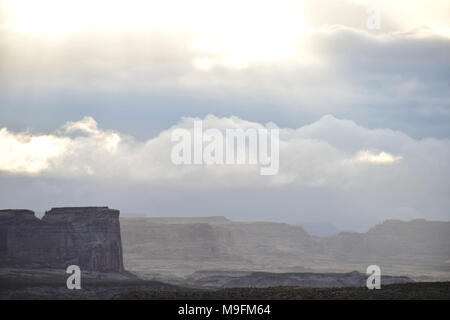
[[2, 0, 449, 72], [2, 0, 309, 67], [2, 0, 302, 32]]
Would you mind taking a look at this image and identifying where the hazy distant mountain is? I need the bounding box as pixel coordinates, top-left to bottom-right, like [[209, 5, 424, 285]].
[[296, 221, 340, 237], [324, 219, 450, 264], [120, 217, 450, 281]]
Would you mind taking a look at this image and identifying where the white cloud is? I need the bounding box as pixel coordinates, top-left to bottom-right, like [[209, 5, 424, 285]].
[[352, 150, 402, 164], [0, 117, 123, 176], [0, 128, 69, 174], [1, 23, 448, 139], [0, 115, 448, 190], [1, 115, 449, 228]]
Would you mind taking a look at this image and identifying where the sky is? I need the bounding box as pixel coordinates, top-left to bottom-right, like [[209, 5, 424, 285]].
[[0, 0, 449, 231]]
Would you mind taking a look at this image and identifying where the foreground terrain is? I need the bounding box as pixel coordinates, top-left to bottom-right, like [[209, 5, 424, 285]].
[[1, 268, 448, 300], [114, 282, 450, 300], [0, 268, 183, 300], [0, 268, 413, 299]]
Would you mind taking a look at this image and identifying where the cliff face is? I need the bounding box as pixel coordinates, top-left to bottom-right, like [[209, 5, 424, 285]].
[[120, 217, 450, 279], [323, 219, 450, 263], [0, 210, 41, 261], [0, 207, 124, 273], [120, 217, 319, 275]]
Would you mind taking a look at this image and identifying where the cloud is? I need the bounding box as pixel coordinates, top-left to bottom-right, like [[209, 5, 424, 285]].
[[352, 150, 402, 164], [0, 23, 448, 139], [0, 115, 447, 187], [0, 114, 449, 229], [0, 116, 122, 176]]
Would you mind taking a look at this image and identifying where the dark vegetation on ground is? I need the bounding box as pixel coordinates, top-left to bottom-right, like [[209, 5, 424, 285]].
[[1, 271, 449, 300], [0, 274, 179, 290], [113, 282, 450, 300], [0, 273, 185, 299]]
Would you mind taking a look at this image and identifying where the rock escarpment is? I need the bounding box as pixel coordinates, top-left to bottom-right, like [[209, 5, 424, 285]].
[[0, 207, 124, 273], [185, 270, 411, 289], [120, 217, 450, 280]]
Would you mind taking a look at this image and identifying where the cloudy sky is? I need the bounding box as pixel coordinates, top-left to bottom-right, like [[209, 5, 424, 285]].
[[0, 0, 449, 230]]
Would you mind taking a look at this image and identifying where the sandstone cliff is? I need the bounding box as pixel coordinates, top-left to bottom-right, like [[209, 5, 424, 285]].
[[0, 207, 124, 273], [120, 217, 450, 280]]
